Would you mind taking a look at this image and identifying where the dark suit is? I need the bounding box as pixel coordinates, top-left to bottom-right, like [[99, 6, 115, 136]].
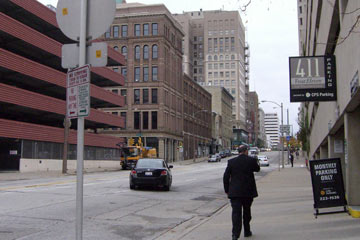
[[223, 154, 260, 238]]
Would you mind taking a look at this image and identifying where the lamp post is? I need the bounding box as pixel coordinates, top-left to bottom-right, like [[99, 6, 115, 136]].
[[193, 109, 208, 162], [261, 100, 284, 169]]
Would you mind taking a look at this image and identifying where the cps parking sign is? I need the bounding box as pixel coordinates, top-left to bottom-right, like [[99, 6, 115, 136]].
[[289, 56, 337, 102]]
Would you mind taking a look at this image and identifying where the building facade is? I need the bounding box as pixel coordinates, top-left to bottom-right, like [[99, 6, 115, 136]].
[[247, 91, 259, 145], [264, 113, 280, 148], [202, 86, 234, 150], [297, 0, 360, 216], [258, 108, 267, 148], [174, 10, 248, 129], [101, 2, 211, 162], [183, 74, 212, 160], [0, 0, 126, 172]]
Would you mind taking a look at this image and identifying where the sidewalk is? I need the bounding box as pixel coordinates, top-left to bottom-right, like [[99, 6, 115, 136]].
[[160, 158, 360, 240]]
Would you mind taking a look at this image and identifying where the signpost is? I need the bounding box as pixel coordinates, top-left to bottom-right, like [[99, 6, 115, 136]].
[[289, 55, 337, 102], [309, 158, 347, 218], [56, 1, 116, 239]]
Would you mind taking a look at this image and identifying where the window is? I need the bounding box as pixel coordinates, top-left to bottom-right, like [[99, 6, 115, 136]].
[[214, 55, 218, 60], [143, 89, 149, 103], [121, 67, 127, 82], [143, 23, 149, 36], [231, 63, 235, 69], [231, 80, 236, 85], [112, 89, 118, 94], [208, 55, 212, 61], [151, 111, 158, 129], [143, 45, 149, 59], [134, 112, 140, 129], [231, 71, 235, 77], [231, 37, 235, 44], [143, 67, 149, 82], [152, 66, 158, 81], [208, 63, 212, 69], [113, 25, 119, 38], [214, 63, 218, 69], [121, 46, 127, 59], [113, 67, 119, 72], [105, 27, 111, 38], [134, 24, 141, 36], [152, 23, 158, 35], [231, 54, 235, 60], [113, 46, 119, 51], [121, 25, 128, 37], [142, 112, 149, 129], [152, 45, 158, 59], [134, 45, 140, 60], [134, 89, 140, 104], [134, 67, 140, 82], [151, 89, 158, 103], [121, 89, 127, 104], [120, 112, 126, 129]]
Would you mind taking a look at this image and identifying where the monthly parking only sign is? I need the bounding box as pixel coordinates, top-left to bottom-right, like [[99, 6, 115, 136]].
[[67, 65, 90, 118]]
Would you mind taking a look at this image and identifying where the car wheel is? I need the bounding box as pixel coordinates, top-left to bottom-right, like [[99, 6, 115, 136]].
[[130, 183, 135, 190], [164, 184, 170, 191]]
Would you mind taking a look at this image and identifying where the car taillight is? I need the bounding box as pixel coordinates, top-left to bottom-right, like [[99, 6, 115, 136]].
[[131, 170, 137, 176], [161, 170, 167, 176]]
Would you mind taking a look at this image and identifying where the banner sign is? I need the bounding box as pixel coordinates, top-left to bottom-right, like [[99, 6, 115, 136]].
[[289, 55, 337, 102], [309, 158, 346, 216]]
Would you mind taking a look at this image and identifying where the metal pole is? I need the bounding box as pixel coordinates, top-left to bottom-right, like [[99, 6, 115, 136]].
[[281, 103, 284, 168], [62, 117, 70, 174], [76, 0, 87, 239]]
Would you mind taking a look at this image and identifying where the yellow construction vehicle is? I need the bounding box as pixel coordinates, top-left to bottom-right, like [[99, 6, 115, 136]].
[[119, 137, 157, 170]]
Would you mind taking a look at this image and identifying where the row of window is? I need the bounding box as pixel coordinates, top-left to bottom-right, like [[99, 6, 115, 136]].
[[113, 45, 158, 60], [208, 54, 236, 61], [208, 63, 236, 70], [208, 45, 235, 53], [208, 30, 236, 36], [110, 111, 158, 130], [134, 88, 158, 105], [208, 37, 235, 45], [105, 23, 158, 38], [134, 66, 158, 82]]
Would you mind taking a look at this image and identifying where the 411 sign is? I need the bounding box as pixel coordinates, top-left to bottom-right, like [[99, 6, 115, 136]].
[[67, 65, 90, 118]]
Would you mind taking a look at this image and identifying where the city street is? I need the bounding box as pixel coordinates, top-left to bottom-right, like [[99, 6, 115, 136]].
[[0, 152, 277, 240]]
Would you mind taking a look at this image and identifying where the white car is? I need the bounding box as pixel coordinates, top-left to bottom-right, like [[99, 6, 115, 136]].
[[258, 155, 269, 166], [208, 154, 221, 162], [231, 150, 238, 155]]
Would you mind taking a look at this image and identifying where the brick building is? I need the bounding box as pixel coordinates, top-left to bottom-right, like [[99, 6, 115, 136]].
[[0, 0, 126, 172]]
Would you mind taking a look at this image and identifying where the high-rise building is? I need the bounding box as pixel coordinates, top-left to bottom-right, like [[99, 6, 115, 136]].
[[264, 113, 279, 148], [174, 10, 248, 129]]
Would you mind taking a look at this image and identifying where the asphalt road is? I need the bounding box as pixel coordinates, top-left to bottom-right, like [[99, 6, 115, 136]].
[[0, 152, 279, 240]]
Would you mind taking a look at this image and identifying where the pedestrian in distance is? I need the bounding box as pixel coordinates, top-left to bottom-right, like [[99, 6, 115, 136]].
[[290, 152, 294, 167], [223, 145, 260, 240]]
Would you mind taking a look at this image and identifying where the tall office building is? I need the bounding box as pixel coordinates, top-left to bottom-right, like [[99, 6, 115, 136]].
[[264, 113, 279, 148], [174, 10, 248, 129]]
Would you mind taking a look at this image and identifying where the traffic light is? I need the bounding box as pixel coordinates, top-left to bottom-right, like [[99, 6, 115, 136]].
[[128, 138, 134, 146]]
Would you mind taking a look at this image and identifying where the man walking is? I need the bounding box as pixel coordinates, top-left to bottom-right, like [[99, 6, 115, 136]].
[[223, 145, 260, 240]]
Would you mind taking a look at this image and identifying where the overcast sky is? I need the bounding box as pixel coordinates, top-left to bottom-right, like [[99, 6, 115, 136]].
[[38, 0, 300, 134]]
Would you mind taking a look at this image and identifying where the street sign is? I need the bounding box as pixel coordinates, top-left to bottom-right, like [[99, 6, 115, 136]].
[[280, 125, 290, 135], [56, 0, 116, 41], [66, 65, 91, 118], [286, 136, 291, 141], [289, 55, 337, 102], [62, 42, 108, 68]]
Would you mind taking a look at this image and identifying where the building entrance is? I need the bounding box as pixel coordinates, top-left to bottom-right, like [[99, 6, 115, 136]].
[[0, 138, 21, 171]]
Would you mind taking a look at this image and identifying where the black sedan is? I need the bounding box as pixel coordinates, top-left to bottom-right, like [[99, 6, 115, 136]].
[[129, 158, 173, 191]]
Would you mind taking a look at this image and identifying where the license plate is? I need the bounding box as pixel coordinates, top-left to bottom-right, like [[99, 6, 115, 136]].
[[145, 172, 152, 176]]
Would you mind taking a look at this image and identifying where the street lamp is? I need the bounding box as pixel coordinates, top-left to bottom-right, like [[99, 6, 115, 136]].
[[192, 109, 208, 162], [261, 100, 284, 169]]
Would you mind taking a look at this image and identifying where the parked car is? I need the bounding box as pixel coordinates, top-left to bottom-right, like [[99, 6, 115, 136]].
[[215, 153, 222, 161], [224, 149, 231, 157], [258, 155, 269, 166], [231, 150, 239, 155], [208, 154, 221, 162], [219, 151, 227, 158], [129, 158, 173, 191], [249, 150, 258, 160]]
